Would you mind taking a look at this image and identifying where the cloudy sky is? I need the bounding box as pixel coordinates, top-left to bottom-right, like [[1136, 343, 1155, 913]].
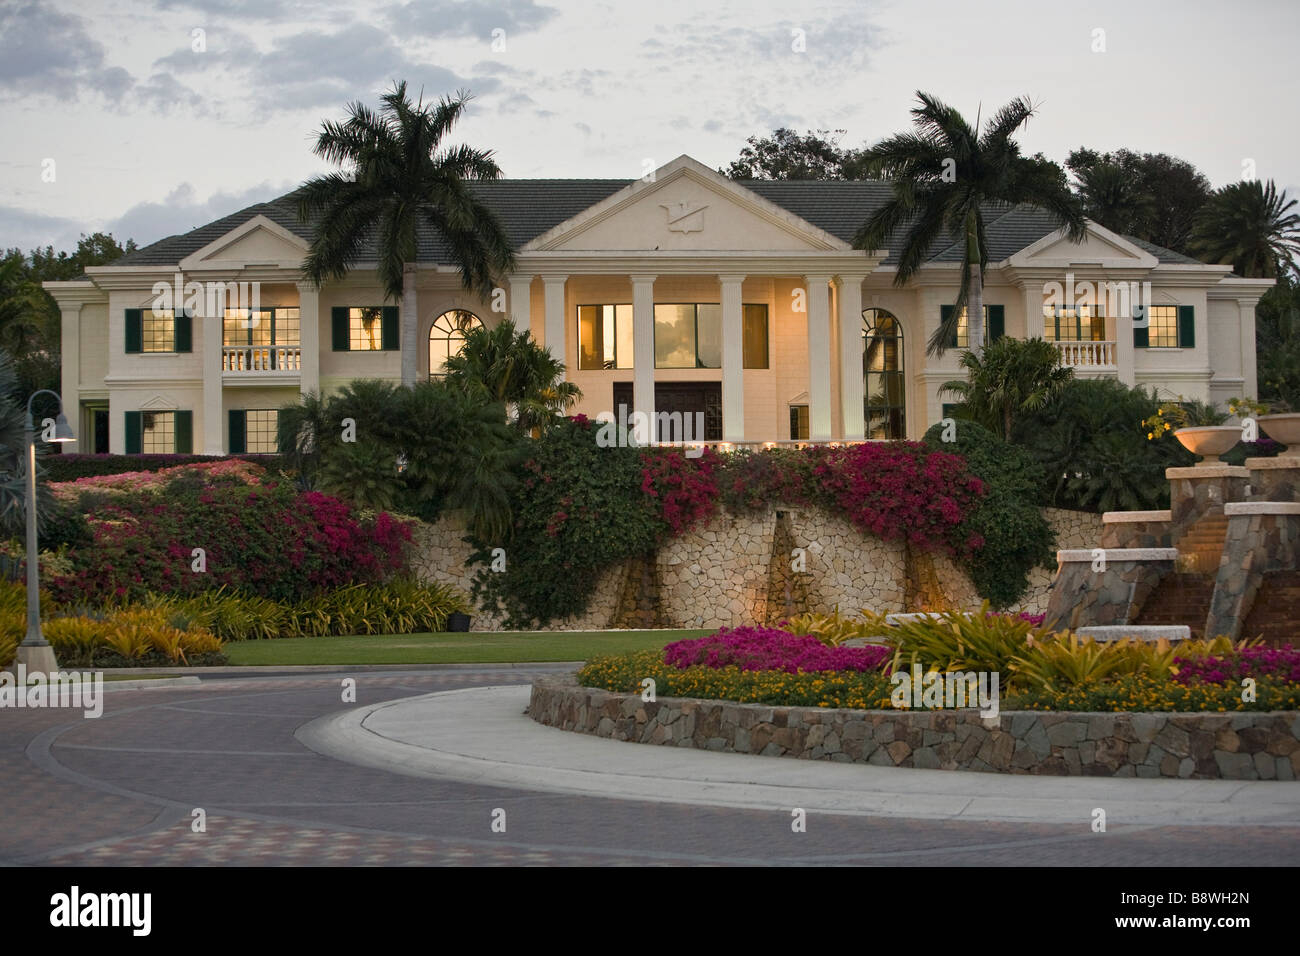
[[1, 0, 1296, 253]]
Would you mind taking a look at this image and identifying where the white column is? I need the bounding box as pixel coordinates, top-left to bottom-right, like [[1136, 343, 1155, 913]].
[[508, 275, 533, 338], [541, 274, 568, 367], [835, 275, 865, 440], [59, 305, 81, 449], [202, 299, 223, 454], [719, 274, 746, 441], [1023, 282, 1046, 340], [805, 275, 833, 441], [631, 274, 657, 444], [1116, 307, 1136, 386], [297, 282, 320, 396], [1240, 297, 1258, 399]]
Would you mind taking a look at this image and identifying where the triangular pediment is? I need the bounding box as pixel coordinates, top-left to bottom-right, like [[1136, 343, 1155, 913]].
[[139, 394, 179, 411], [1009, 221, 1157, 269], [180, 215, 308, 270], [522, 156, 852, 253]]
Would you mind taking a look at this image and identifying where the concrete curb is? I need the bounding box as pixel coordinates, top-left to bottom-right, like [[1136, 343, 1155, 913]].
[[92, 661, 587, 678], [296, 684, 1300, 826]]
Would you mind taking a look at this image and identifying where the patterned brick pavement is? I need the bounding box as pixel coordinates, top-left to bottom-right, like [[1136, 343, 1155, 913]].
[[4, 668, 1300, 866]]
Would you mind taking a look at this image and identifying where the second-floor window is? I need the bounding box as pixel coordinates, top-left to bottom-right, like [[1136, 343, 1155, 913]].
[[939, 305, 1003, 349], [1147, 305, 1179, 348], [224, 308, 301, 347], [1043, 305, 1108, 342], [331, 306, 399, 352], [125, 308, 192, 354]]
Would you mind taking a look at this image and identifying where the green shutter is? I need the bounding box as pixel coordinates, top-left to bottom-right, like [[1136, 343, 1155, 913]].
[[381, 306, 400, 351], [332, 307, 350, 351], [1178, 305, 1195, 348], [174, 410, 193, 454], [174, 310, 192, 352], [124, 411, 142, 453], [987, 305, 1005, 342], [228, 409, 246, 454], [1133, 305, 1149, 348], [941, 305, 957, 348], [125, 309, 143, 353]]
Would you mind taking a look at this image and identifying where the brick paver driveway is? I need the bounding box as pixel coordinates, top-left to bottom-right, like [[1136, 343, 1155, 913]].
[[3, 668, 1298, 866]]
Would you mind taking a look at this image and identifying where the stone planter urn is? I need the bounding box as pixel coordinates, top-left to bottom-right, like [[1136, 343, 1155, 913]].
[[1174, 425, 1240, 463], [1259, 413, 1300, 452]]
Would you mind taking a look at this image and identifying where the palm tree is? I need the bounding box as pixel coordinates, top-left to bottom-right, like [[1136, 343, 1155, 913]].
[[941, 337, 1073, 440], [297, 81, 517, 387], [853, 93, 1087, 355], [1189, 179, 1300, 279], [441, 319, 581, 433]]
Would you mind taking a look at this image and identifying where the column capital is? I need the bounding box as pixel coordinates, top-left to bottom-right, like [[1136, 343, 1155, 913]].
[[802, 274, 834, 285], [717, 273, 746, 286], [832, 274, 868, 288], [629, 274, 658, 286], [539, 273, 569, 285], [295, 281, 320, 295]]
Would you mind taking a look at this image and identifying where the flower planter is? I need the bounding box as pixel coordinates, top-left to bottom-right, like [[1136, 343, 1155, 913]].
[[1174, 425, 1240, 462], [1259, 413, 1300, 450], [447, 612, 471, 632]]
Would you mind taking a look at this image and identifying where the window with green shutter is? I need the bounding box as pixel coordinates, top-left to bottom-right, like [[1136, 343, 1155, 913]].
[[124, 410, 142, 453], [174, 410, 193, 453], [175, 310, 192, 352], [331, 307, 350, 351], [381, 306, 400, 350], [125, 309, 143, 353], [987, 305, 1005, 342], [1178, 305, 1195, 348], [229, 409, 247, 454], [1133, 305, 1149, 348]]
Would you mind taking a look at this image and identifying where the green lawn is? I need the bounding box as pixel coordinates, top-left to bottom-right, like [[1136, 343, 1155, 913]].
[[221, 629, 711, 666]]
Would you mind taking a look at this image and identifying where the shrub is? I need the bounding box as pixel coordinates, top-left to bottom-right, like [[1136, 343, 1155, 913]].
[[887, 604, 1053, 691], [663, 626, 891, 673], [42, 453, 282, 483], [781, 608, 893, 646], [47, 467, 412, 604], [718, 446, 830, 513], [923, 420, 1055, 607], [1004, 673, 1300, 712], [0, 608, 225, 668], [469, 416, 663, 627], [814, 442, 985, 555], [639, 446, 721, 536], [1015, 378, 1193, 512], [1172, 643, 1300, 685], [578, 650, 897, 709]]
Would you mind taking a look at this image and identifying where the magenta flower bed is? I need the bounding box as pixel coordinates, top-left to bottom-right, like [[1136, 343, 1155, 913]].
[[664, 626, 892, 674], [1172, 645, 1300, 685]]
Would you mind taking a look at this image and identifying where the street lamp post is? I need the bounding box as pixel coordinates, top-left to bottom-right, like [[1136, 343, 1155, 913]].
[[14, 390, 75, 675]]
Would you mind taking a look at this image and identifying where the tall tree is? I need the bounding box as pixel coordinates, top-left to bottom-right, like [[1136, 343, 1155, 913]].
[[855, 93, 1086, 355], [723, 128, 863, 180], [1189, 179, 1300, 279], [297, 81, 516, 387], [1066, 148, 1211, 253], [1256, 275, 1300, 410]]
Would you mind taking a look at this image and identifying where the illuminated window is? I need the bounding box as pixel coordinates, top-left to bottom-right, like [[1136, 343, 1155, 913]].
[[142, 311, 176, 352], [577, 304, 634, 370], [1148, 305, 1179, 348], [428, 310, 482, 376], [1043, 305, 1107, 342], [244, 410, 279, 454], [863, 309, 905, 439], [140, 412, 174, 453]]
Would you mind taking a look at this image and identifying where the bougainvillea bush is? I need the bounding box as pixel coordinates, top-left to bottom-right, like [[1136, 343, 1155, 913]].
[[47, 461, 411, 604], [1172, 645, 1300, 685], [664, 626, 891, 673]]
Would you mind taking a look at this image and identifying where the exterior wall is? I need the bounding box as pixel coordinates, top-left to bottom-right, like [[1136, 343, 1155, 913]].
[[412, 505, 1101, 630]]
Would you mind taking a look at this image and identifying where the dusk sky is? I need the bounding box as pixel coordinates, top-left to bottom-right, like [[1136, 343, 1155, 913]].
[[2, 0, 1296, 253]]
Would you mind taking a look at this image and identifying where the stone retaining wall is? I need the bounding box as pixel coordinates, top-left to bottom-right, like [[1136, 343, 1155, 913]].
[[528, 675, 1300, 780], [412, 506, 1101, 631]]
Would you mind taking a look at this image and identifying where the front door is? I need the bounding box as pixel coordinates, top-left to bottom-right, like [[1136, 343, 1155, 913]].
[[612, 382, 722, 441]]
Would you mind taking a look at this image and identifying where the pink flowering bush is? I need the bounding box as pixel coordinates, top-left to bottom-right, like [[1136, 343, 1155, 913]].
[[51, 458, 266, 501], [1172, 644, 1300, 685], [640, 446, 720, 536], [664, 626, 892, 674], [814, 442, 986, 555], [47, 465, 411, 604]]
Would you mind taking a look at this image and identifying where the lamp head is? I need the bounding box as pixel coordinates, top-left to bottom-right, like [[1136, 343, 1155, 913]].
[[51, 413, 76, 443]]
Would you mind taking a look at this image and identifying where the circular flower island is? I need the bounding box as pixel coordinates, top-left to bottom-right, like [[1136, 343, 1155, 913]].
[[529, 612, 1300, 780]]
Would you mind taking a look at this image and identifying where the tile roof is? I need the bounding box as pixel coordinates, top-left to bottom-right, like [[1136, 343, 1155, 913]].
[[112, 178, 1204, 270]]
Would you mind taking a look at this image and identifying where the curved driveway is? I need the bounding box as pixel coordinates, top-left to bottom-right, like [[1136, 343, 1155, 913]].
[[4, 667, 1299, 866]]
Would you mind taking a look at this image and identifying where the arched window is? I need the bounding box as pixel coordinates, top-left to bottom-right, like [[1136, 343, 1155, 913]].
[[428, 310, 482, 378], [863, 309, 905, 439]]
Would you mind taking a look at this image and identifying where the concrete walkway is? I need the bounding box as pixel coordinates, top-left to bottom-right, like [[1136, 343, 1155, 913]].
[[297, 684, 1300, 826]]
